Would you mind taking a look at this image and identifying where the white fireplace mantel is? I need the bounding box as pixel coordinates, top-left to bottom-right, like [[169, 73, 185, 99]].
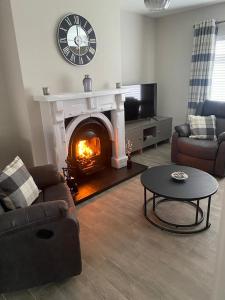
[[33, 88, 128, 171], [34, 88, 128, 102]]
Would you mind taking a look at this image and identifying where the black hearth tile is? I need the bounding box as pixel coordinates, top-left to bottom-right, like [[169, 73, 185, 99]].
[[74, 162, 147, 205]]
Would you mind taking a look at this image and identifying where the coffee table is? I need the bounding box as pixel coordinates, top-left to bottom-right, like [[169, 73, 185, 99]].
[[141, 165, 218, 234]]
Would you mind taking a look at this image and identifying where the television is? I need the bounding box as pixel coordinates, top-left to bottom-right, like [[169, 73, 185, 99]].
[[124, 83, 157, 121]]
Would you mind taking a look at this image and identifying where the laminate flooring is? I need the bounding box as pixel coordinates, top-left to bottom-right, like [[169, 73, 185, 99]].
[[3, 143, 224, 300]]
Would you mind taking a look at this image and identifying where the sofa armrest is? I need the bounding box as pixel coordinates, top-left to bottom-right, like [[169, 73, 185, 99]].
[[0, 200, 76, 237], [215, 141, 225, 177], [218, 132, 225, 144], [28, 164, 64, 189], [175, 124, 191, 137]]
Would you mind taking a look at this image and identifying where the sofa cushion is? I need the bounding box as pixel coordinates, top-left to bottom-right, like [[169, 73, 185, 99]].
[[0, 157, 39, 210], [177, 137, 218, 160], [202, 100, 225, 118], [188, 115, 217, 140]]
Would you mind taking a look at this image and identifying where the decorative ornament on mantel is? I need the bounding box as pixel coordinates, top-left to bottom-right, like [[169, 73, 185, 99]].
[[83, 74, 92, 92], [126, 139, 133, 169], [144, 0, 170, 11]]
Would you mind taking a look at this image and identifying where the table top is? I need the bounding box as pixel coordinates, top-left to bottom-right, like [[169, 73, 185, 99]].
[[141, 165, 218, 201]]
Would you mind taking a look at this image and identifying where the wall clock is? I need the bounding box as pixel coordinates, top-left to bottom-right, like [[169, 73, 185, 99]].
[[57, 13, 97, 66]]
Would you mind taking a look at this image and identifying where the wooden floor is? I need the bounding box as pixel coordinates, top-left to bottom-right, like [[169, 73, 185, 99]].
[[2, 143, 224, 300]]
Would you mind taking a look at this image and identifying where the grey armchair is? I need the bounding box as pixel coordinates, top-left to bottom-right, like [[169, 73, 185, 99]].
[[171, 100, 225, 177], [0, 164, 82, 292]]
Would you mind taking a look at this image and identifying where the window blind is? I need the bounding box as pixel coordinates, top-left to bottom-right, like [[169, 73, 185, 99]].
[[210, 37, 225, 101]]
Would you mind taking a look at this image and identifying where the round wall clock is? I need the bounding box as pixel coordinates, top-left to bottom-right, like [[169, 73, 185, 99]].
[[57, 13, 97, 66]]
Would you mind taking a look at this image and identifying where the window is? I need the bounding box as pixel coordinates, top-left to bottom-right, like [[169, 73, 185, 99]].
[[210, 37, 225, 101]]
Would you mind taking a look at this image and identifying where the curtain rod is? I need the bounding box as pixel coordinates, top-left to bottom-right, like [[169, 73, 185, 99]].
[[216, 20, 225, 25]]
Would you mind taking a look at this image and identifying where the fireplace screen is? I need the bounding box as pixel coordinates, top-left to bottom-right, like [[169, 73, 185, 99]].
[[66, 117, 111, 179]]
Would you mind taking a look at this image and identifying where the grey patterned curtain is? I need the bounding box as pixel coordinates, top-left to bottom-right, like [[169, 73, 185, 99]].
[[187, 19, 218, 115]]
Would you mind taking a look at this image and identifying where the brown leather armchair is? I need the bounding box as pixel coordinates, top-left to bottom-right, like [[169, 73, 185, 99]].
[[171, 100, 225, 177]]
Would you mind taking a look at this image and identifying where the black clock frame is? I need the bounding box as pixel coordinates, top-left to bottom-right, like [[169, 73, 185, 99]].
[[57, 13, 97, 66]]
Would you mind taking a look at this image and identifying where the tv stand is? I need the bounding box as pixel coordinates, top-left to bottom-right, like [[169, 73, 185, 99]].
[[125, 116, 172, 152]]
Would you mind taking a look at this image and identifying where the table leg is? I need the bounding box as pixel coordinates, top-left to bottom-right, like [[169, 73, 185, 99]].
[[206, 196, 212, 228], [144, 187, 147, 216], [195, 200, 199, 224], [153, 193, 156, 212]]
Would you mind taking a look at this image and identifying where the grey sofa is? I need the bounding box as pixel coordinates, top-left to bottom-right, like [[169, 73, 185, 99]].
[[0, 164, 82, 292], [171, 100, 225, 177]]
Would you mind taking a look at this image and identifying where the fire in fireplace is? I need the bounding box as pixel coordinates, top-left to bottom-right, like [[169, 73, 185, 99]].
[[66, 117, 111, 180], [76, 137, 101, 172]]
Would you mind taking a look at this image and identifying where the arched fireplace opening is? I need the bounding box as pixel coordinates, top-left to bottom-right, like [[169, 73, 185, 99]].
[[66, 117, 112, 180]]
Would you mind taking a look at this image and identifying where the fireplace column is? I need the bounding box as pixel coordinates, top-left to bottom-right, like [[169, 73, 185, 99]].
[[111, 94, 127, 168]]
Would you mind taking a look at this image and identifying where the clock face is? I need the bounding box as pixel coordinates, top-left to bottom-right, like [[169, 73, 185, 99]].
[[57, 14, 97, 66]]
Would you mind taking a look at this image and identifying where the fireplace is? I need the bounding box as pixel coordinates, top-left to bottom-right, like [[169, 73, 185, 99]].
[[34, 89, 128, 172], [66, 117, 111, 179]]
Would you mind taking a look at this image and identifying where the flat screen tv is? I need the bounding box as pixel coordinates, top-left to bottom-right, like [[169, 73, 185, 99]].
[[124, 83, 157, 122]]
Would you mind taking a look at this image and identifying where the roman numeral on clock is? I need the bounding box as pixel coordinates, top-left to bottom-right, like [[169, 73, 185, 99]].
[[74, 15, 80, 25], [63, 46, 70, 56], [86, 55, 91, 61], [65, 17, 72, 26], [70, 53, 76, 63], [79, 57, 83, 65], [83, 20, 87, 28], [89, 39, 96, 44], [60, 38, 67, 44], [87, 28, 93, 35], [60, 27, 67, 33], [89, 47, 95, 55]]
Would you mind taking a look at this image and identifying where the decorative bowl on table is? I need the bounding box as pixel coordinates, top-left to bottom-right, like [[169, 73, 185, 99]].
[[171, 171, 188, 182]]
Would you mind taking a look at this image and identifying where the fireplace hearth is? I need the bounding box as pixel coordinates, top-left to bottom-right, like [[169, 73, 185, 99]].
[[66, 117, 111, 180]]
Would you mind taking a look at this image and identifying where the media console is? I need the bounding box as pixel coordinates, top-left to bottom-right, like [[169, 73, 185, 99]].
[[125, 116, 172, 152]]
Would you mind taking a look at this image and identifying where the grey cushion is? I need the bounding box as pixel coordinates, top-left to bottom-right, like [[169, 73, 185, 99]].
[[188, 115, 217, 140], [0, 157, 39, 210], [177, 137, 218, 160]]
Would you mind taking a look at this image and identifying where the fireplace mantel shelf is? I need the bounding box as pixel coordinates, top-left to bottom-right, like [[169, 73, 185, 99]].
[[34, 88, 128, 102]]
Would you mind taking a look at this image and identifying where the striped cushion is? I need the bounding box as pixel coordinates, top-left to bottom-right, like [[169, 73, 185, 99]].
[[188, 115, 217, 140], [0, 157, 39, 210]]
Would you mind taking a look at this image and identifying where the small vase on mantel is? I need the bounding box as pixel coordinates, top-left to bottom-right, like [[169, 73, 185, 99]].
[[83, 74, 92, 92]]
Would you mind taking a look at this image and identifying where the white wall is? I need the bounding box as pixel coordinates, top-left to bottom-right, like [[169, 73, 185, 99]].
[[0, 0, 33, 167], [156, 2, 225, 126], [121, 11, 156, 85], [9, 0, 122, 165]]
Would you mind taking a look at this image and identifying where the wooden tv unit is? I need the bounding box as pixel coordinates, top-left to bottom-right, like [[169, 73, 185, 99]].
[[125, 116, 172, 153]]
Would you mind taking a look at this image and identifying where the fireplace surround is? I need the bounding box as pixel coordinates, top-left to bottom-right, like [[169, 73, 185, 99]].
[[34, 89, 128, 173]]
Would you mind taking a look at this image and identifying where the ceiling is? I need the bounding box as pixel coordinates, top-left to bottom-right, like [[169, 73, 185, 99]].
[[121, 0, 225, 17]]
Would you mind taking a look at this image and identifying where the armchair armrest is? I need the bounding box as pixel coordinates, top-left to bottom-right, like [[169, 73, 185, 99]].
[[28, 164, 64, 189], [218, 132, 225, 144], [0, 200, 81, 292], [0, 200, 71, 237], [175, 124, 191, 137]]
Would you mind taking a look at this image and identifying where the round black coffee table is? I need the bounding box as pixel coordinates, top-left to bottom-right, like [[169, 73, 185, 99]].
[[141, 165, 218, 234]]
